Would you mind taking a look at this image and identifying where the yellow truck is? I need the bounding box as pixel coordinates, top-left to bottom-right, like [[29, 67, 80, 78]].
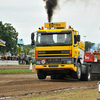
[[31, 22, 92, 81]]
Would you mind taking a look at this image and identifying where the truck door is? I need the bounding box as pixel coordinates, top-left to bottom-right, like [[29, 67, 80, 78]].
[[72, 31, 79, 58]]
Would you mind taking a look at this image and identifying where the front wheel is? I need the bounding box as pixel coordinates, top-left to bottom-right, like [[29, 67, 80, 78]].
[[72, 63, 82, 79]]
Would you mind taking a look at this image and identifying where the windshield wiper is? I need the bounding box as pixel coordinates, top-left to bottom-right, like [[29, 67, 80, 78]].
[[51, 43, 68, 46], [36, 43, 50, 46]]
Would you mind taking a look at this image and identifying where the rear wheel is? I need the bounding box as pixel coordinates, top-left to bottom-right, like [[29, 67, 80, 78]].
[[84, 66, 92, 81], [79, 66, 92, 81], [37, 70, 46, 79]]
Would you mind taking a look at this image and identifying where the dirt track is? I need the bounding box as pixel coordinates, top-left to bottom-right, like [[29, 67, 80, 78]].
[[0, 65, 29, 70], [0, 65, 99, 99]]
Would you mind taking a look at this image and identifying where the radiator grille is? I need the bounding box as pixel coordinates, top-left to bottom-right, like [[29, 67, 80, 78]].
[[38, 50, 70, 58]]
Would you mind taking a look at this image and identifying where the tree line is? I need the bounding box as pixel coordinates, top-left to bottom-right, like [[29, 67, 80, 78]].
[[17, 46, 33, 56], [85, 41, 95, 52], [0, 21, 18, 54], [0, 21, 34, 55]]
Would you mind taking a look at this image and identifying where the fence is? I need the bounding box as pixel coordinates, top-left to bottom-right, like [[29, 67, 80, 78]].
[[0, 60, 19, 65]]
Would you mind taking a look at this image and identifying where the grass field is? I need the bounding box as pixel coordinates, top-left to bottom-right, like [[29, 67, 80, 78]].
[[0, 69, 33, 73], [10, 87, 100, 100]]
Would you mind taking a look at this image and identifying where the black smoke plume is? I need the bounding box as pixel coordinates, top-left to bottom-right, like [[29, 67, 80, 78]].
[[43, 0, 58, 22]]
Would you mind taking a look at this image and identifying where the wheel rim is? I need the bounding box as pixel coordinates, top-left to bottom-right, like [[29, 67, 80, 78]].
[[77, 64, 81, 79], [88, 68, 91, 81]]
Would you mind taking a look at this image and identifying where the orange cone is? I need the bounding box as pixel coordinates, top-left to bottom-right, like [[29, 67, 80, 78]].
[[32, 65, 35, 72]]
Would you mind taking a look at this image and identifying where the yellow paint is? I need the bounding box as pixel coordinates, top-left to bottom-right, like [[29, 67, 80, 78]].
[[37, 28, 73, 33], [79, 41, 85, 50], [35, 64, 77, 72], [35, 46, 72, 59], [35, 23, 85, 73], [35, 46, 71, 51], [45, 22, 66, 28], [0, 44, 6, 46]]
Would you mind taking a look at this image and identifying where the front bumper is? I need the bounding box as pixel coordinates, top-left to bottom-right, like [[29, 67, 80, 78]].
[[35, 64, 77, 72]]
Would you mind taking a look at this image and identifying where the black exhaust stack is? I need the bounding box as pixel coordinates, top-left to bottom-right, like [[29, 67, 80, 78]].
[[43, 0, 58, 22]]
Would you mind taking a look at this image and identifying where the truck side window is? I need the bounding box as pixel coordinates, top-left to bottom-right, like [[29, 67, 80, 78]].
[[74, 35, 77, 44], [73, 32, 76, 44], [37, 33, 41, 43]]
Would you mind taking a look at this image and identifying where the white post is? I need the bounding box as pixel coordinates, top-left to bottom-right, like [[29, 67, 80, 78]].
[[29, 63, 32, 70], [98, 81, 100, 93]]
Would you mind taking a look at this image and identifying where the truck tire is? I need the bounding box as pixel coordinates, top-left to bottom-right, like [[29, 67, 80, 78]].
[[83, 66, 92, 81], [37, 70, 46, 79], [72, 63, 81, 79]]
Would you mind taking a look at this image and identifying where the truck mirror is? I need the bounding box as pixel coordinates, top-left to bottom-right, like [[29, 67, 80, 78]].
[[31, 33, 34, 40], [31, 40, 35, 45], [77, 35, 80, 42]]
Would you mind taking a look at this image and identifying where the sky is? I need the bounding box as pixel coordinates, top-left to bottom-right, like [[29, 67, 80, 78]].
[[0, 0, 100, 45]]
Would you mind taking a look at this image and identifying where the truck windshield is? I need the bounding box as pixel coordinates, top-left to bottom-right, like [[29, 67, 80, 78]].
[[36, 32, 72, 46]]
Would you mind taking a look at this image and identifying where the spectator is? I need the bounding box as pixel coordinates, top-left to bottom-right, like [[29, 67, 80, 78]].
[[25, 56, 29, 64], [29, 56, 31, 61], [9, 56, 12, 60], [19, 56, 23, 64], [0, 55, 2, 60], [7, 55, 12, 60], [1, 55, 4, 60], [22, 56, 25, 64], [12, 55, 16, 60], [4, 55, 7, 60], [17, 55, 21, 64]]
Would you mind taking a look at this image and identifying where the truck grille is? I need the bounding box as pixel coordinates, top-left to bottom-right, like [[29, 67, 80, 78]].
[[38, 50, 70, 58], [38, 50, 69, 54]]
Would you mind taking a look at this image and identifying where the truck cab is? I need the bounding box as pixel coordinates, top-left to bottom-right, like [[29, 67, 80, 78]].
[[31, 22, 88, 80]]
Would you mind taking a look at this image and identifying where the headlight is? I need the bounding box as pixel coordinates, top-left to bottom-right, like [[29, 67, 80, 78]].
[[67, 60, 72, 64], [36, 61, 41, 65]]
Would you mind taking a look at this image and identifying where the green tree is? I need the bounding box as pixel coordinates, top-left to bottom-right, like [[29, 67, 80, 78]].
[[23, 44, 31, 49], [17, 47, 21, 54], [27, 48, 30, 54], [29, 48, 33, 56], [0, 21, 18, 54], [98, 43, 100, 51], [85, 41, 95, 52], [23, 49, 27, 54]]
